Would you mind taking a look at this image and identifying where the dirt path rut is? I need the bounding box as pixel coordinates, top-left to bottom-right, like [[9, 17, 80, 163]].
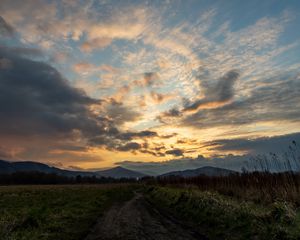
[[85, 193, 206, 240]]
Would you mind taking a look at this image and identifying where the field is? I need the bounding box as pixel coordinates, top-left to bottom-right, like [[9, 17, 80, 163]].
[[1, 180, 300, 240], [138, 145, 300, 239], [0, 184, 134, 240], [145, 186, 300, 240]]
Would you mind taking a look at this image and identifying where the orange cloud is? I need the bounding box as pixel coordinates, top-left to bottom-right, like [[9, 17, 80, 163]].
[[81, 38, 112, 52], [73, 62, 119, 76], [150, 91, 173, 104]]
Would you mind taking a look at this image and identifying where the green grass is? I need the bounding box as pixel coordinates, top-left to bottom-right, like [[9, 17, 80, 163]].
[[0, 184, 135, 240], [145, 186, 300, 240]]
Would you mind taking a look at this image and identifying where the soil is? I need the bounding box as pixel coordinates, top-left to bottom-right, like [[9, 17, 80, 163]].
[[84, 193, 207, 240]]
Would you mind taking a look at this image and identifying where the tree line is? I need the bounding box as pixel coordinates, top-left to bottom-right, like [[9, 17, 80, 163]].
[[0, 171, 138, 185]]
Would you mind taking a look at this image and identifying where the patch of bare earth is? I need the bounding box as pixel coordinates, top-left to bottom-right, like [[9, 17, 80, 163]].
[[85, 193, 206, 240]]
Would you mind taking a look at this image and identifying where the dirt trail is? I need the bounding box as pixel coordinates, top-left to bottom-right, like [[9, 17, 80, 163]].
[[85, 193, 206, 240]]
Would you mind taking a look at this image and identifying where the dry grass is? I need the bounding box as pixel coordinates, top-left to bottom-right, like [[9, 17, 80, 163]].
[[0, 184, 135, 240]]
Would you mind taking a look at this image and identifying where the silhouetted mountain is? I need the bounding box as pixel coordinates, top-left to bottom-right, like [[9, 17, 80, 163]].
[[0, 160, 15, 173], [0, 160, 147, 179], [0, 159, 97, 177], [96, 166, 147, 179], [160, 166, 237, 177]]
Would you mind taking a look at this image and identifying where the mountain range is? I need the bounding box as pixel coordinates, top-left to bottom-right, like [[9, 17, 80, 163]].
[[0, 159, 236, 179], [0, 160, 145, 179], [0, 159, 97, 177], [160, 166, 236, 177], [96, 166, 146, 178]]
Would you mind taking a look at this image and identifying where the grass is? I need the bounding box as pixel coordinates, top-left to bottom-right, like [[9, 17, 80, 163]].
[[1, 183, 299, 239], [153, 142, 300, 206], [145, 186, 300, 240], [155, 172, 300, 205], [0, 184, 135, 240]]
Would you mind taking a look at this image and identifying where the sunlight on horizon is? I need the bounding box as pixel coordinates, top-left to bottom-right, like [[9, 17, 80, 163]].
[[0, 0, 300, 172]]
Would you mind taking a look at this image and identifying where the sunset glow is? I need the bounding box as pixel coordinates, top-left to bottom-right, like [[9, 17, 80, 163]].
[[1, 0, 300, 172]]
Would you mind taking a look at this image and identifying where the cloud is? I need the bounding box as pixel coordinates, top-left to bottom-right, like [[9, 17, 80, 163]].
[[82, 23, 143, 52], [73, 62, 119, 77], [53, 145, 88, 153], [0, 0, 60, 44], [105, 100, 141, 125], [165, 149, 184, 156], [110, 85, 131, 102], [0, 16, 14, 37], [100, 64, 119, 73], [150, 91, 164, 102], [158, 69, 239, 124], [73, 62, 97, 74], [0, 1, 149, 52], [0, 1, 299, 167], [204, 132, 300, 155], [117, 142, 142, 152], [0, 58, 12, 69], [80, 38, 112, 52], [80, 7, 147, 52], [182, 71, 300, 129], [0, 46, 162, 160], [0, 146, 14, 159], [144, 72, 159, 86], [115, 131, 300, 175], [0, 46, 44, 59], [0, 46, 101, 139], [88, 128, 160, 155], [160, 133, 178, 139], [132, 72, 161, 89], [165, 108, 183, 117], [66, 165, 84, 171], [184, 70, 239, 111], [157, 106, 185, 124], [118, 130, 158, 141], [149, 91, 174, 104]]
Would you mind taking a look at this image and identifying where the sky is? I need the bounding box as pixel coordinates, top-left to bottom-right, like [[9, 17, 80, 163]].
[[0, 0, 300, 173]]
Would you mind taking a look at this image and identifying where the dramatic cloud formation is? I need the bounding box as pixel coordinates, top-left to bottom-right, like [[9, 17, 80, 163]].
[[0, 0, 299, 170], [117, 142, 142, 152], [118, 130, 158, 141], [117, 132, 300, 175], [183, 70, 239, 111], [182, 71, 300, 129], [0, 46, 101, 138], [204, 132, 300, 155], [0, 46, 171, 163], [0, 16, 14, 37], [165, 149, 184, 157], [104, 101, 141, 125]]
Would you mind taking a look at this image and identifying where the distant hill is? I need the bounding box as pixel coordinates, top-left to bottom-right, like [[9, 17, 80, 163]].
[[0, 159, 98, 177], [0, 160, 147, 179], [160, 166, 237, 177], [96, 166, 147, 179]]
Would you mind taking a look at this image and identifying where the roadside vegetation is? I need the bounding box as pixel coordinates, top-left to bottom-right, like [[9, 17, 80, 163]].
[[0, 184, 135, 240], [145, 186, 300, 240], [143, 142, 300, 239], [152, 171, 300, 205], [149, 141, 300, 205]]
